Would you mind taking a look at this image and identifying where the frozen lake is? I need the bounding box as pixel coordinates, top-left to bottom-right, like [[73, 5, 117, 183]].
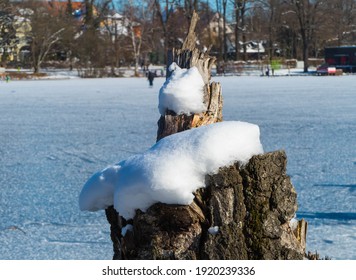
[[0, 75, 355, 259]]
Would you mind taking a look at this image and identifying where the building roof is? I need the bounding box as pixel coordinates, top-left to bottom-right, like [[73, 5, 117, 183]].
[[47, 1, 83, 12]]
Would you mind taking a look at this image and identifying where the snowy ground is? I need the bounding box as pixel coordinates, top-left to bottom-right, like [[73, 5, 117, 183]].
[[0, 74, 355, 259]]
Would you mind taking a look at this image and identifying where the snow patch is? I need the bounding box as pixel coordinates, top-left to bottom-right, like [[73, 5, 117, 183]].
[[79, 121, 263, 219], [208, 226, 219, 235], [289, 216, 299, 231], [79, 165, 121, 211], [158, 63, 205, 115], [121, 224, 133, 237]]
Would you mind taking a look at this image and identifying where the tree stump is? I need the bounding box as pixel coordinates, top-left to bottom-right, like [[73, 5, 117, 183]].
[[156, 11, 222, 141], [120, 151, 305, 260], [105, 10, 307, 260]]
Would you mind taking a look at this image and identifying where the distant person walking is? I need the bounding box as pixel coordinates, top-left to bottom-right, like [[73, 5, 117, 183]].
[[265, 66, 270, 77], [5, 75, 10, 83], [147, 70, 155, 87]]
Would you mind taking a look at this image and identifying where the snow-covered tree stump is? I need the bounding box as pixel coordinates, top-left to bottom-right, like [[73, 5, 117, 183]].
[[157, 11, 222, 141], [104, 11, 307, 260], [120, 151, 306, 259]]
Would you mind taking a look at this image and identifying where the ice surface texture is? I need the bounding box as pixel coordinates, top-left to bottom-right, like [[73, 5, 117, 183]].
[[1, 75, 355, 259]]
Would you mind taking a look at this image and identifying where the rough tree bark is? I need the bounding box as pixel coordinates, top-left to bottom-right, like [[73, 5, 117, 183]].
[[105, 11, 307, 260], [120, 151, 306, 260]]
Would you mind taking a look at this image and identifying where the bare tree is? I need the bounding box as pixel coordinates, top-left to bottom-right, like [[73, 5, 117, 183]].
[[153, 0, 175, 63], [254, 1, 283, 61], [74, 28, 109, 76], [183, 0, 199, 21], [59, 2, 79, 70], [290, 0, 324, 72], [102, 10, 126, 74], [124, 0, 153, 76], [72, 0, 114, 75], [192, 0, 216, 51], [213, 0, 223, 62], [322, 0, 356, 47], [232, 0, 250, 61], [66, 0, 73, 16], [277, 7, 300, 59], [222, 0, 228, 61], [19, 1, 67, 73], [0, 0, 17, 64], [83, 0, 112, 30]]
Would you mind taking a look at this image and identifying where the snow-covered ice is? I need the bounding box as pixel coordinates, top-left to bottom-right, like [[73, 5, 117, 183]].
[[79, 121, 263, 218], [0, 75, 355, 259]]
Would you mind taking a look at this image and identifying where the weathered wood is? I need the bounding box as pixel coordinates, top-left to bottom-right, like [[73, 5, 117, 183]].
[[294, 219, 308, 251], [181, 11, 199, 51], [156, 113, 195, 141], [156, 81, 222, 141], [157, 11, 222, 141], [166, 49, 216, 84]]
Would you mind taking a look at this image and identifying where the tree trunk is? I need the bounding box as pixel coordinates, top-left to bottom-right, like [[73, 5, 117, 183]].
[[222, 0, 227, 61], [302, 35, 309, 72], [33, 60, 40, 74], [121, 151, 306, 260], [234, 3, 240, 61]]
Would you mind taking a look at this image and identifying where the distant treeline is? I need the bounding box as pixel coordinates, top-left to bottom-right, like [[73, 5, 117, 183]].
[[1, 0, 355, 73]]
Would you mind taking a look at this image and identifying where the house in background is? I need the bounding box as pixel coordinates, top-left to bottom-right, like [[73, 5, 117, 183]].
[[324, 46, 356, 73], [206, 12, 265, 60], [1, 1, 85, 64], [10, 8, 32, 63], [1, 1, 140, 65]]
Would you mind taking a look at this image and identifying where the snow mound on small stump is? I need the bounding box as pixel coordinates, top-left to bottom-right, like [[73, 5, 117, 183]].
[[158, 63, 206, 115]]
